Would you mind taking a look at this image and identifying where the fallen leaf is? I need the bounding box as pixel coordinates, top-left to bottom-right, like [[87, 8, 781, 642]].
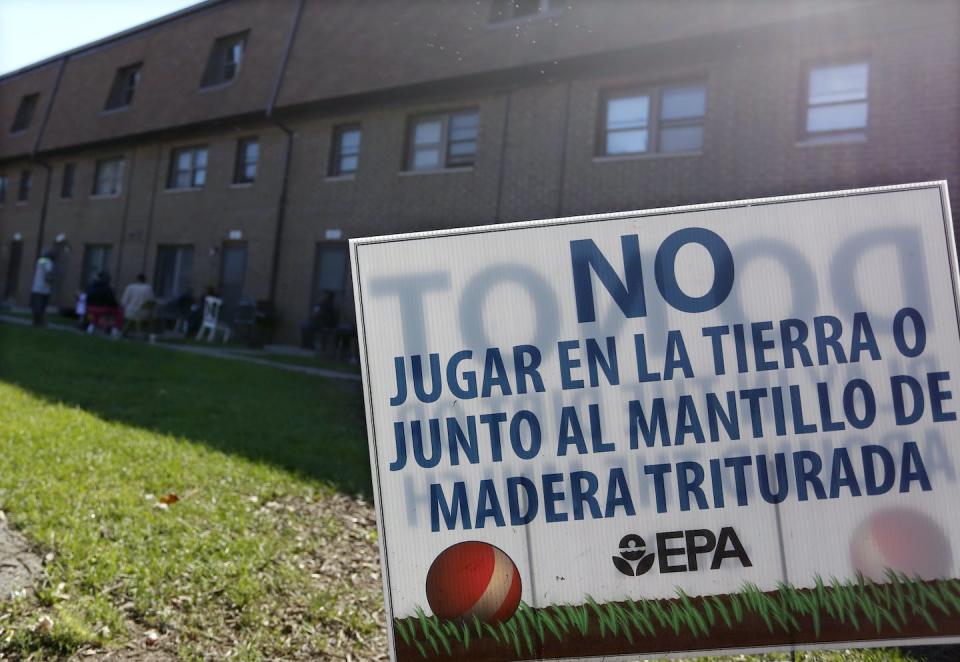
[[34, 615, 53, 634], [159, 493, 180, 505]]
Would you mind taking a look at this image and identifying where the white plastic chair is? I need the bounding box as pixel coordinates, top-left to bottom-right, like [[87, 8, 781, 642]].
[[196, 296, 232, 343]]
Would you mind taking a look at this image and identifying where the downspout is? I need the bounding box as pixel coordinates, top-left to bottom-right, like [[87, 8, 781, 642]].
[[140, 145, 163, 274], [493, 90, 513, 222], [114, 147, 137, 279], [554, 79, 572, 218], [32, 55, 68, 261], [264, 0, 305, 304]]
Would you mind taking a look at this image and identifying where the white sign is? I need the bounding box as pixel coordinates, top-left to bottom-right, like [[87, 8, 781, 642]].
[[352, 182, 960, 661]]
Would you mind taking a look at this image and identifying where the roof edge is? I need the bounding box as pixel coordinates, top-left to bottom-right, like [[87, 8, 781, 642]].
[[0, 0, 225, 82]]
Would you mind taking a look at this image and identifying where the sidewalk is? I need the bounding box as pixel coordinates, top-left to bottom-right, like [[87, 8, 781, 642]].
[[0, 314, 361, 382]]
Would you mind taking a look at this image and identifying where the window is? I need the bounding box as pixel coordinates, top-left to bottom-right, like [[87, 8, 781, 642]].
[[490, 0, 558, 24], [601, 82, 706, 156], [17, 170, 31, 202], [104, 63, 141, 110], [804, 61, 869, 140], [329, 125, 361, 176], [61, 163, 76, 199], [93, 157, 124, 196], [167, 146, 208, 189], [80, 245, 112, 289], [406, 110, 478, 171], [10, 93, 39, 133], [154, 245, 194, 298], [201, 32, 246, 88], [0, 175, 7, 204], [233, 137, 259, 184]]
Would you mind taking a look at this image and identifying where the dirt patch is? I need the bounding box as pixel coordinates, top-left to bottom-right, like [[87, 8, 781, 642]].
[[0, 511, 42, 602], [66, 627, 179, 662], [251, 491, 389, 660]]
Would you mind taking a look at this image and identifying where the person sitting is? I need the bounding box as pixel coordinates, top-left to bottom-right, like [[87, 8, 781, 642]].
[[121, 274, 156, 336], [301, 290, 338, 351], [84, 271, 123, 334]]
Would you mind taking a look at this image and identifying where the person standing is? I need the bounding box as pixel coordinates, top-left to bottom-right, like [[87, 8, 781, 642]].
[[30, 250, 55, 326]]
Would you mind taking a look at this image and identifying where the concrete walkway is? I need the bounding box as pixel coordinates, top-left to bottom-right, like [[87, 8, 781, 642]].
[[0, 314, 361, 382]]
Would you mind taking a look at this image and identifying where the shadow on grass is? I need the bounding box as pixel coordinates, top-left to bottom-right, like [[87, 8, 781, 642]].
[[0, 323, 373, 497]]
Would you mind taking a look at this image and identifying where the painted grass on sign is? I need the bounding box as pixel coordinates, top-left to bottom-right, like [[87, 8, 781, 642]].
[[394, 573, 960, 658]]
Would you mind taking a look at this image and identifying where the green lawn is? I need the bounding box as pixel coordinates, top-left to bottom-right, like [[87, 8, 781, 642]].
[[0, 323, 381, 660], [0, 307, 360, 374], [0, 322, 940, 661]]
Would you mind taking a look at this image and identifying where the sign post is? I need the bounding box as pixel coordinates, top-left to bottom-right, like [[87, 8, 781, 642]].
[[352, 182, 960, 660]]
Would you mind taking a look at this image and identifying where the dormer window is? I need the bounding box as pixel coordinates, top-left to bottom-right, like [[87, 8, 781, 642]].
[[105, 63, 142, 110], [10, 93, 39, 133], [201, 32, 247, 88]]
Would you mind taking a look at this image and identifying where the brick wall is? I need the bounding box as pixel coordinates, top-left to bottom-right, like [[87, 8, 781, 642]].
[[1, 1, 957, 344]]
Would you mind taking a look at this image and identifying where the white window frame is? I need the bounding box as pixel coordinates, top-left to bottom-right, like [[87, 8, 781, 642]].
[[167, 146, 208, 190], [405, 110, 479, 172], [329, 125, 362, 177], [201, 32, 247, 89], [104, 63, 141, 111], [233, 137, 259, 184], [600, 81, 707, 157], [92, 157, 125, 197], [802, 60, 869, 143]]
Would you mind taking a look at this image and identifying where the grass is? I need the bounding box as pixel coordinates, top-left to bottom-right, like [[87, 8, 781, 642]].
[[395, 574, 960, 659], [153, 334, 360, 373], [0, 308, 80, 328], [0, 307, 359, 374], [0, 322, 381, 659]]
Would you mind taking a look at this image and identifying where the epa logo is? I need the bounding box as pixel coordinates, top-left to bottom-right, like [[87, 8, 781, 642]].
[[612, 534, 656, 576], [612, 528, 752, 577]]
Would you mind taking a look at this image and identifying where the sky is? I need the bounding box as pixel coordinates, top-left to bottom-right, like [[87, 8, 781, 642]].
[[0, 0, 205, 76]]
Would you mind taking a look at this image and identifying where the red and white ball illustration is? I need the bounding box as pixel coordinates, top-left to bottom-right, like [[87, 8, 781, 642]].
[[850, 507, 953, 582], [425, 541, 522, 623]]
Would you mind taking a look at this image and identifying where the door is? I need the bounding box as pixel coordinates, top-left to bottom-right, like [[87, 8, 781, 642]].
[[310, 242, 349, 321], [219, 242, 247, 322], [80, 244, 112, 291], [154, 245, 194, 299], [3, 240, 22, 301]]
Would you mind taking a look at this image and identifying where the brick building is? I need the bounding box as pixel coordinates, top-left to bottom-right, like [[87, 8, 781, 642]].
[[0, 0, 957, 342]]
